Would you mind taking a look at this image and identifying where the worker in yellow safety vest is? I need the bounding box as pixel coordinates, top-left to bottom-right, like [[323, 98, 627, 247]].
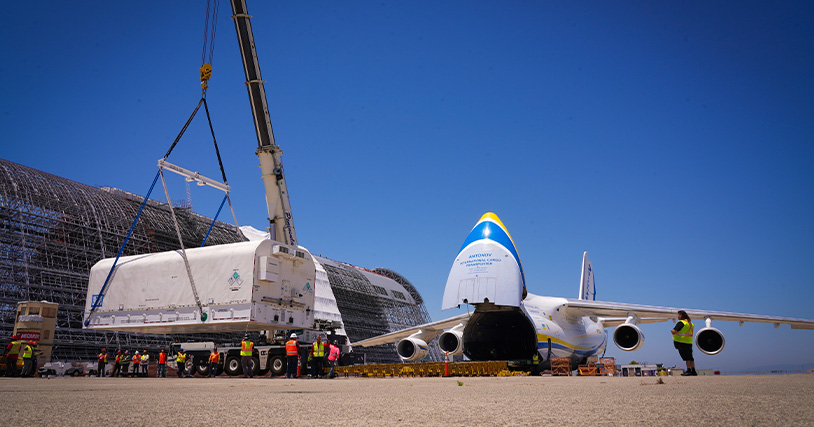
[[671, 310, 697, 376], [531, 352, 541, 376], [176, 348, 187, 378], [120, 350, 131, 377], [4, 335, 22, 377], [20, 341, 38, 377], [240, 335, 255, 378], [285, 333, 299, 378], [310, 336, 325, 378]]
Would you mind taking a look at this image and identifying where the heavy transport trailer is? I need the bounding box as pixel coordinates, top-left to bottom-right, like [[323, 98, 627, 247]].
[[172, 331, 349, 377]]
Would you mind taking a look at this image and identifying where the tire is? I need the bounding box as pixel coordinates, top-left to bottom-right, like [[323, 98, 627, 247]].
[[71, 370, 80, 377], [248, 356, 260, 376], [224, 356, 241, 376], [185, 360, 195, 376], [196, 363, 210, 377], [269, 355, 285, 376]]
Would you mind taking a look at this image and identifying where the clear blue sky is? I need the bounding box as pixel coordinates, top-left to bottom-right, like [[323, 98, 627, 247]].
[[2, 1, 812, 371]]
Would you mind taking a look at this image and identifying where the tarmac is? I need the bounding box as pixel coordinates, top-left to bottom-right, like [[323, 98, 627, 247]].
[[2, 373, 813, 426]]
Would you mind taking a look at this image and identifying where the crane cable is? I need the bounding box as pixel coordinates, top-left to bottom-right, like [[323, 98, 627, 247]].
[[200, 0, 220, 94], [86, 1, 233, 326]]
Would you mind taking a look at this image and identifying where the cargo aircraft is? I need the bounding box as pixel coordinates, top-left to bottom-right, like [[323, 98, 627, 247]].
[[356, 213, 814, 366]]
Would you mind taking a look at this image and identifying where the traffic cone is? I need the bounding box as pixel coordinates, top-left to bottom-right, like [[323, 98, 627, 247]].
[[444, 352, 450, 377]]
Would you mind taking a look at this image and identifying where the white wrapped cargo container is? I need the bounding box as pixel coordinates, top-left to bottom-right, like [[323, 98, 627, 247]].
[[83, 240, 315, 334]]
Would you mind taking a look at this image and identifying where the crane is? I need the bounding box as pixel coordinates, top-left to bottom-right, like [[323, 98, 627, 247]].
[[230, 0, 297, 246]]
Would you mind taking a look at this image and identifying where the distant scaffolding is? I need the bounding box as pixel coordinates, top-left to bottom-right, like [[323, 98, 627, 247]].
[[0, 159, 437, 363], [0, 159, 247, 359], [317, 258, 441, 363]]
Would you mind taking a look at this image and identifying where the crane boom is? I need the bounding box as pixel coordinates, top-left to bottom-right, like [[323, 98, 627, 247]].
[[230, 0, 297, 246]]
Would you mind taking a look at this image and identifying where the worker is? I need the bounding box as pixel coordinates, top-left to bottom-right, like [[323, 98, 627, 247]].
[[131, 351, 141, 378], [208, 348, 220, 377], [112, 350, 122, 377], [531, 352, 540, 376], [285, 333, 299, 379], [310, 336, 325, 378], [327, 340, 340, 379], [240, 335, 254, 378], [120, 350, 131, 377], [671, 310, 697, 376], [4, 335, 22, 377], [140, 350, 149, 377], [157, 349, 167, 377], [176, 348, 187, 378], [97, 348, 108, 377], [20, 341, 38, 377]]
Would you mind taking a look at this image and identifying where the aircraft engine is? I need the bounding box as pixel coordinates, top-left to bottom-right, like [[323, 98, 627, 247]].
[[438, 329, 464, 356], [613, 323, 645, 351], [695, 327, 725, 355], [397, 337, 430, 361]]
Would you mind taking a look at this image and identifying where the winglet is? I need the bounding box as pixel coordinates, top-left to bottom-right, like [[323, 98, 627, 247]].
[[578, 251, 596, 301]]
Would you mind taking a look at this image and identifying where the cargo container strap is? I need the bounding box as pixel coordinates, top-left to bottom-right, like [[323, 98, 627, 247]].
[[85, 96, 236, 325]]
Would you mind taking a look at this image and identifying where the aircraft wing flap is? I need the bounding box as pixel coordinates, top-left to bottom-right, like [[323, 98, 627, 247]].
[[564, 299, 814, 329], [599, 317, 670, 328], [354, 313, 472, 348]]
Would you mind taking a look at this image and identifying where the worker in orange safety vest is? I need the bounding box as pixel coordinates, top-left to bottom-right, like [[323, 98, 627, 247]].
[[131, 351, 141, 378], [157, 349, 167, 377], [207, 348, 220, 377], [112, 350, 122, 377], [285, 333, 299, 378]]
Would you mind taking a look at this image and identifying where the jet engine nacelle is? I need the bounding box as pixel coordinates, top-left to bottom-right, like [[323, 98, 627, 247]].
[[613, 323, 645, 351], [695, 327, 725, 355], [397, 337, 430, 361], [438, 329, 464, 356]]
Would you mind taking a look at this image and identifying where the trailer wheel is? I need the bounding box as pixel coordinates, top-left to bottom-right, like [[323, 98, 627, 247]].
[[249, 356, 260, 376], [224, 356, 241, 376], [185, 359, 196, 376], [269, 355, 285, 376], [196, 363, 210, 377]]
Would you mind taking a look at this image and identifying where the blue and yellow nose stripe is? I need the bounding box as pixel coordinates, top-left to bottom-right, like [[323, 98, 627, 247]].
[[458, 213, 526, 289]]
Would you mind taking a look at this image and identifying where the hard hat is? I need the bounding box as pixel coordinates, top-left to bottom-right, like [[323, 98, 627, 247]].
[[11, 335, 18, 339], [135, 351, 139, 354], [28, 340, 35, 345], [117, 350, 121, 353], [102, 348, 106, 351], [244, 334, 249, 340], [290, 333, 297, 339], [179, 348, 184, 352]]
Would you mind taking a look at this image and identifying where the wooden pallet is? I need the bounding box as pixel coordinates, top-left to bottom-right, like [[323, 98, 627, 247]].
[[578, 363, 598, 376], [550, 358, 571, 376], [598, 357, 616, 375]]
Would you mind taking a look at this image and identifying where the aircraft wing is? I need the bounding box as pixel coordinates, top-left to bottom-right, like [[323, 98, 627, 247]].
[[354, 312, 472, 347], [562, 299, 814, 330]]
